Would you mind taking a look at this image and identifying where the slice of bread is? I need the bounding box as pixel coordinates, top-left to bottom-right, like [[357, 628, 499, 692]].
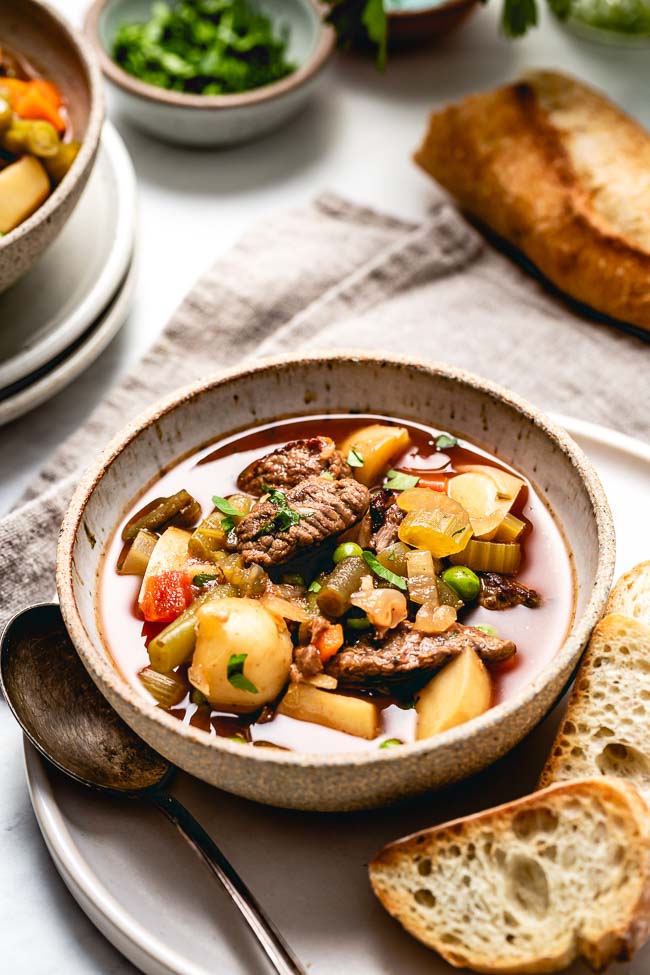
[[539, 614, 650, 802], [414, 71, 650, 332], [370, 778, 650, 974], [606, 560, 650, 624]]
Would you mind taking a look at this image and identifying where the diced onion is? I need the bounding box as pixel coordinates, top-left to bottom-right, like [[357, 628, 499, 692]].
[[398, 496, 472, 559], [406, 549, 439, 605], [449, 540, 521, 574], [414, 604, 457, 634], [305, 674, 338, 690], [260, 594, 310, 623], [350, 577, 407, 631]]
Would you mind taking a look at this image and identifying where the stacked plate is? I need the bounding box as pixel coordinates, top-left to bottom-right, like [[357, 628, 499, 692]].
[[0, 122, 137, 426]]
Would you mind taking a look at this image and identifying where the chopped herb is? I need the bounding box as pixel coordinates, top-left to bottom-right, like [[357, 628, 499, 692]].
[[384, 469, 420, 491], [212, 495, 240, 534], [308, 580, 322, 593], [321, 471, 334, 480], [451, 528, 467, 537], [476, 623, 498, 637], [256, 486, 310, 538], [362, 550, 408, 591], [221, 516, 236, 534], [227, 653, 259, 694], [347, 448, 365, 468], [387, 549, 396, 561], [193, 573, 219, 587], [282, 573, 305, 587], [191, 689, 208, 706], [379, 738, 403, 749], [112, 0, 296, 97], [435, 434, 458, 450]]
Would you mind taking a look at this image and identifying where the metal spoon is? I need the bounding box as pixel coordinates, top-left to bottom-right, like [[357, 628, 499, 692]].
[[0, 602, 306, 975]]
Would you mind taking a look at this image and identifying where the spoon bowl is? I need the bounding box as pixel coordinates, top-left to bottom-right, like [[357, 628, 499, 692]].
[[0, 602, 306, 975]]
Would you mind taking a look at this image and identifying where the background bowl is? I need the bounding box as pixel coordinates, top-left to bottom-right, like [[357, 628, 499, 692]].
[[387, 0, 480, 43], [84, 0, 335, 146], [57, 354, 615, 812], [0, 0, 104, 295]]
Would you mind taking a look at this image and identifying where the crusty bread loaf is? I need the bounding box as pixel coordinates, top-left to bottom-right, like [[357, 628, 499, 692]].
[[606, 560, 650, 623], [414, 71, 650, 332], [370, 778, 650, 974], [539, 613, 650, 801]]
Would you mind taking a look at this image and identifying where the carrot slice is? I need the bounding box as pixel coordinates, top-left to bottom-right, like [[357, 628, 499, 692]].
[[0, 77, 29, 106], [32, 79, 63, 110], [15, 83, 65, 132], [314, 623, 344, 663]]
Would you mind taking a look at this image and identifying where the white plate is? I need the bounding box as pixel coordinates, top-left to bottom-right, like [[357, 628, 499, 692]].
[[24, 417, 650, 975], [0, 122, 136, 391], [0, 250, 136, 427]]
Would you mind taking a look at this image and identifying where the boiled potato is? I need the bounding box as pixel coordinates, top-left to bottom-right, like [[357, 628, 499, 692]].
[[189, 598, 292, 713], [416, 647, 492, 740], [339, 424, 411, 487], [456, 464, 524, 502], [0, 155, 50, 234], [278, 682, 379, 739]]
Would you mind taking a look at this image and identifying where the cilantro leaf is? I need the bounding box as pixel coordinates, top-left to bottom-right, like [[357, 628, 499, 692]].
[[384, 469, 420, 491], [212, 495, 240, 516], [227, 653, 259, 694], [362, 550, 408, 591], [347, 448, 365, 468], [256, 486, 312, 538], [193, 573, 219, 587], [435, 434, 459, 450]]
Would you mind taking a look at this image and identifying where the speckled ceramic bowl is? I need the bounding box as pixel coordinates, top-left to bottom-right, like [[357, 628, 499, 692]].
[[0, 0, 104, 294], [57, 354, 615, 812], [84, 0, 334, 146]]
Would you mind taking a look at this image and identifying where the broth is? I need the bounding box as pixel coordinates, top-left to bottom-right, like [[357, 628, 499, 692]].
[[98, 414, 575, 754]]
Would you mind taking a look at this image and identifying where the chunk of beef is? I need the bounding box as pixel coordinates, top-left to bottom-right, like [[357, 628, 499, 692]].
[[292, 644, 323, 683], [479, 572, 542, 611], [237, 437, 351, 496], [237, 476, 370, 568], [369, 489, 404, 553], [326, 621, 515, 690]]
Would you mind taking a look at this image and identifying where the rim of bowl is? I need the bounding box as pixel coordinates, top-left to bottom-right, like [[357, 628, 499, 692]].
[[386, 0, 477, 18], [84, 0, 336, 110], [57, 352, 616, 772], [0, 0, 104, 254]]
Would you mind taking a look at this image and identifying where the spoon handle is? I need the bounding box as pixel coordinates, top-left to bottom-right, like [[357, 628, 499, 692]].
[[149, 791, 307, 975]]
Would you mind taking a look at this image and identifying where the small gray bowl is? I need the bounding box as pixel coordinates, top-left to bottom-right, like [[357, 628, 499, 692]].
[[57, 354, 615, 812], [0, 0, 104, 295], [84, 0, 335, 146]]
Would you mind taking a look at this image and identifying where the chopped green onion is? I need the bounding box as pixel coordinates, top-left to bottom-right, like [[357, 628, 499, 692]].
[[347, 448, 364, 468], [227, 653, 259, 694], [362, 550, 408, 591], [435, 434, 458, 450], [308, 580, 322, 593], [384, 469, 420, 491]]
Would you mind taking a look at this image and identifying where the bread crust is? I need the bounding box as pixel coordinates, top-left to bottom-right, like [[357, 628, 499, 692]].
[[414, 72, 650, 332], [606, 560, 650, 623], [370, 778, 650, 973]]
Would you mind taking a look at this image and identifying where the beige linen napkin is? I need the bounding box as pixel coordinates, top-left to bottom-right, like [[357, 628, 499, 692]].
[[1, 192, 647, 630]]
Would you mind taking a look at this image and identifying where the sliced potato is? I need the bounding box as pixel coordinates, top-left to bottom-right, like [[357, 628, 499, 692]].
[[0, 155, 50, 234], [338, 424, 411, 487], [138, 526, 191, 606], [455, 464, 524, 502], [416, 647, 492, 740], [278, 682, 379, 739]]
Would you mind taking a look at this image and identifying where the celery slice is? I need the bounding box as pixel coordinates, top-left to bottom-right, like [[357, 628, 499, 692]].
[[449, 540, 521, 574]]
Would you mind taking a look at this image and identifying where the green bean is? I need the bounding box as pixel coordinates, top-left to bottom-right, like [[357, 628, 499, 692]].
[[43, 141, 81, 184], [122, 489, 200, 541], [375, 542, 411, 577], [1, 119, 31, 155], [139, 667, 188, 708], [188, 510, 228, 561], [147, 584, 236, 672], [316, 556, 372, 618], [25, 120, 60, 158]]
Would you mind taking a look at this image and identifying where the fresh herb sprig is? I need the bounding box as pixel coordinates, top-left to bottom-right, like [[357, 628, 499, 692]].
[[362, 550, 408, 591], [255, 486, 312, 537], [227, 653, 259, 694], [212, 494, 240, 534]]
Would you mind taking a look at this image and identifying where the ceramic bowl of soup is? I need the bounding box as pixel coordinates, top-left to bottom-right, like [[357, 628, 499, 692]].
[[0, 0, 104, 294], [57, 354, 615, 811]]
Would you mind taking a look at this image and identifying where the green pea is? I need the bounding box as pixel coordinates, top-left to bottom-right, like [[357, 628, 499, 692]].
[[333, 541, 364, 564], [442, 565, 481, 602]]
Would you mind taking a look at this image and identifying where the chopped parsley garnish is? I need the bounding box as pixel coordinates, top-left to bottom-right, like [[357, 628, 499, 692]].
[[347, 448, 365, 468], [227, 653, 259, 694], [308, 580, 322, 593], [321, 471, 334, 480], [212, 495, 240, 534], [435, 434, 458, 450], [379, 738, 403, 749], [384, 469, 419, 491], [255, 486, 309, 537], [193, 573, 219, 587], [362, 550, 408, 591], [113, 0, 296, 96]]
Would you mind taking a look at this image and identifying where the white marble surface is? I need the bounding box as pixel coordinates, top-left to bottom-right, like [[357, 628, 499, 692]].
[[1, 2, 649, 972]]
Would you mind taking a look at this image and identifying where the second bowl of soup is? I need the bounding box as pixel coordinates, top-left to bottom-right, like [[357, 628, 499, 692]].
[[57, 354, 614, 811]]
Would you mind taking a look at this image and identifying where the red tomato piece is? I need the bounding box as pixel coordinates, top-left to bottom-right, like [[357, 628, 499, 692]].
[[140, 571, 192, 623]]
